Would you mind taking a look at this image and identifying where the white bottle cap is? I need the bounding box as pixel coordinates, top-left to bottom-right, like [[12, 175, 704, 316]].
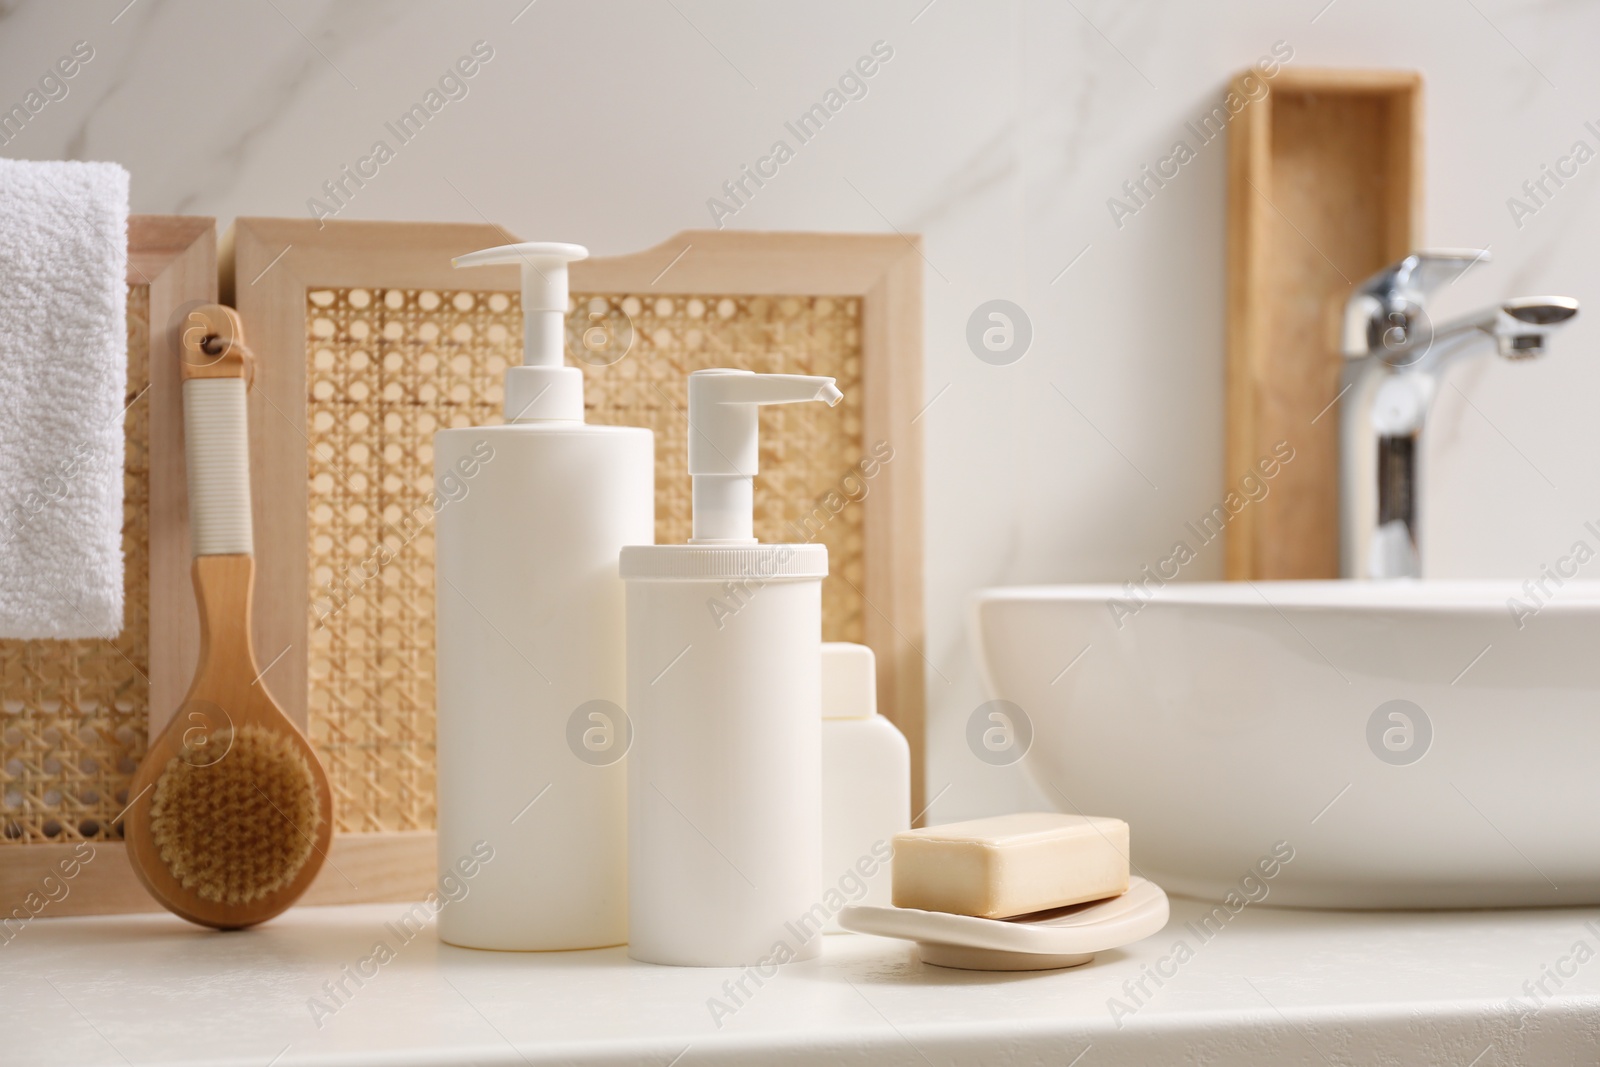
[[453, 241, 588, 422], [822, 642, 877, 720], [687, 369, 843, 544]]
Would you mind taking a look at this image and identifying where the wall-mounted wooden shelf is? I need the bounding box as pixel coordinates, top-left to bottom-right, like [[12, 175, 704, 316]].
[[1226, 68, 1422, 579]]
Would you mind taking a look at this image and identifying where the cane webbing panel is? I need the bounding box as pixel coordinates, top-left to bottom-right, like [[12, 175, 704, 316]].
[[0, 284, 150, 845], [306, 288, 865, 833]]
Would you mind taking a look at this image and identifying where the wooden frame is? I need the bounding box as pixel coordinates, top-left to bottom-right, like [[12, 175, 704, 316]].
[[0, 216, 216, 918], [137, 216, 220, 726], [226, 219, 927, 901], [1225, 68, 1422, 579]]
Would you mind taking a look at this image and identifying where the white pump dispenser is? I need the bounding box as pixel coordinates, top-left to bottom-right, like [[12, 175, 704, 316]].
[[451, 242, 588, 422], [621, 368, 842, 967], [434, 240, 653, 952], [687, 370, 843, 543]]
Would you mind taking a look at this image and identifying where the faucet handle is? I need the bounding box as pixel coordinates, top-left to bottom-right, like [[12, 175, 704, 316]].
[[1359, 248, 1490, 300], [1342, 249, 1491, 359]]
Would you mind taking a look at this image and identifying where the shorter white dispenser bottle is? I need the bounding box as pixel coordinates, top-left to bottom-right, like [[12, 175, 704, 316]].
[[621, 369, 842, 967], [820, 642, 909, 929], [434, 242, 653, 952]]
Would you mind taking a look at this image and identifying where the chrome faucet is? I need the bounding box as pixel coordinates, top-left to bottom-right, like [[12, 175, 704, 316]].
[[1339, 249, 1579, 579]]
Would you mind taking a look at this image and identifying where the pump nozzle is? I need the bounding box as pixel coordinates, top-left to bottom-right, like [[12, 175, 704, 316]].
[[453, 241, 588, 422], [687, 369, 844, 544]]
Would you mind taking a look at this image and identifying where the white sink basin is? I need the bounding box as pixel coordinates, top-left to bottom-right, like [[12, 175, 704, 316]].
[[974, 581, 1600, 908]]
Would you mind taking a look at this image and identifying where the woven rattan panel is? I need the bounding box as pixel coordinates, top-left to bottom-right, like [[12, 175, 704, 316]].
[[306, 288, 865, 834], [0, 284, 150, 845]]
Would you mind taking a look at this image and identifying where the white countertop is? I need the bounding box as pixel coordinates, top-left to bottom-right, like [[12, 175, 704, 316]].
[[8, 897, 1600, 1066]]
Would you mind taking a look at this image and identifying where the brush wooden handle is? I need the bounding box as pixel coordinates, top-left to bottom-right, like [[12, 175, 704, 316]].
[[180, 304, 254, 557]]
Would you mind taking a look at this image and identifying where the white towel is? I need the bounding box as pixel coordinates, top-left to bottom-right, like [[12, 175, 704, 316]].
[[0, 159, 129, 639]]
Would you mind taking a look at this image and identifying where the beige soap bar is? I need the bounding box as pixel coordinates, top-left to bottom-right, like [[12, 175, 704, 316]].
[[891, 812, 1130, 919]]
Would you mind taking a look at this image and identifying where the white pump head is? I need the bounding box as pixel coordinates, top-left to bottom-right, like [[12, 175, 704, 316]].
[[453, 241, 588, 421], [687, 369, 843, 544]]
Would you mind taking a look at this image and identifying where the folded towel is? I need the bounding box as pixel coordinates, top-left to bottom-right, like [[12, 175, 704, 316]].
[[0, 159, 129, 639]]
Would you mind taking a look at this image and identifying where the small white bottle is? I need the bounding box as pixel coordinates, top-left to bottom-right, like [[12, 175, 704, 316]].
[[820, 642, 908, 930], [621, 369, 843, 967], [434, 242, 653, 951]]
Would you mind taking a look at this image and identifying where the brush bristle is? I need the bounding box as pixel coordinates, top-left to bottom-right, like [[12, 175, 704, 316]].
[[149, 723, 321, 906]]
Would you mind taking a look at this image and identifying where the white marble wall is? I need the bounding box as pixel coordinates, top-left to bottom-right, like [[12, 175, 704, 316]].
[[5, 0, 1598, 820]]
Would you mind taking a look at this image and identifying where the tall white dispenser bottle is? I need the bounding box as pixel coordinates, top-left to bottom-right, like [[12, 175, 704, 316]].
[[621, 369, 842, 967], [434, 242, 653, 950]]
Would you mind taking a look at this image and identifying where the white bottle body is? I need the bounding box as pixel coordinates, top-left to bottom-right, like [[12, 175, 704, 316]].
[[434, 423, 653, 950], [822, 715, 909, 926], [622, 546, 824, 967]]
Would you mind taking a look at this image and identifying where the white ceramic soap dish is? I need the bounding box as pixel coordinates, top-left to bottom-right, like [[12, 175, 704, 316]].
[[837, 876, 1170, 971]]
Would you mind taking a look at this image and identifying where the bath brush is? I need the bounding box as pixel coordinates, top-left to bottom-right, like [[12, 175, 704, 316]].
[[125, 304, 332, 929]]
